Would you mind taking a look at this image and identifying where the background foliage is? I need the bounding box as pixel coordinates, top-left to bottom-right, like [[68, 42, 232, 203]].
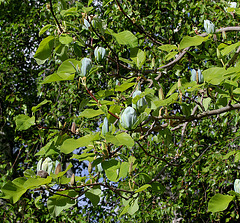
[[1, 0, 240, 222]]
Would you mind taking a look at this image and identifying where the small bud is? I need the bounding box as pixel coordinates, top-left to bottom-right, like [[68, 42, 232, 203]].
[[102, 117, 109, 136], [55, 163, 62, 175], [71, 122, 76, 134], [70, 173, 75, 186], [88, 162, 92, 174], [37, 170, 49, 178]]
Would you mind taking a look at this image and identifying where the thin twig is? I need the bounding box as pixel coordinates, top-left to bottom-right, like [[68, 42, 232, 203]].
[[49, 0, 63, 33]]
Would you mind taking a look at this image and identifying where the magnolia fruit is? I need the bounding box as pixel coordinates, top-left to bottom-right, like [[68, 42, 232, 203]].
[[204, 20, 215, 34], [94, 46, 106, 62], [102, 117, 109, 136], [120, 106, 137, 130], [81, 58, 92, 77], [132, 90, 147, 111], [234, 179, 240, 193]]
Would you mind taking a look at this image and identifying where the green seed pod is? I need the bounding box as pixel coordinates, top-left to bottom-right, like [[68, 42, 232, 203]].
[[81, 58, 92, 77], [102, 117, 109, 136], [94, 46, 106, 62], [204, 20, 215, 34], [234, 179, 240, 193], [132, 90, 147, 111], [120, 107, 137, 130]]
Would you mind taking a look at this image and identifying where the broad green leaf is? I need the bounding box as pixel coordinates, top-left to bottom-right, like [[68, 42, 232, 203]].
[[39, 24, 54, 36], [85, 188, 101, 206], [222, 150, 236, 159], [158, 44, 177, 52], [165, 51, 178, 61], [57, 59, 81, 78], [32, 99, 51, 113], [35, 137, 59, 156], [51, 163, 73, 178], [130, 48, 146, 69], [233, 88, 240, 95], [59, 34, 73, 45], [105, 132, 134, 148], [202, 67, 233, 85], [154, 93, 178, 107], [71, 153, 96, 162], [79, 109, 104, 118], [24, 176, 52, 189], [14, 114, 35, 131], [1, 177, 27, 203], [47, 190, 77, 217], [34, 195, 42, 209], [60, 134, 96, 154], [115, 82, 135, 92], [208, 194, 233, 213], [221, 42, 240, 56], [119, 162, 129, 179], [128, 198, 139, 215], [179, 36, 205, 50], [102, 159, 120, 182], [113, 31, 138, 48], [60, 7, 78, 17], [135, 184, 151, 193], [41, 73, 71, 84], [34, 36, 55, 65]]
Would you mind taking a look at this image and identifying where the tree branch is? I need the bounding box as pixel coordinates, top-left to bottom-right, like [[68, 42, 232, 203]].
[[49, 0, 63, 33]]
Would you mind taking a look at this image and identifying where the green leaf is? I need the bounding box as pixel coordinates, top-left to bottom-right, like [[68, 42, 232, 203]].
[[119, 162, 129, 179], [135, 184, 151, 193], [34, 36, 55, 65], [60, 134, 97, 154], [158, 44, 177, 52], [105, 132, 134, 148], [154, 93, 178, 107], [59, 34, 73, 45], [47, 190, 77, 217], [165, 51, 178, 61], [202, 67, 233, 85], [71, 153, 96, 162], [221, 42, 240, 56], [115, 82, 135, 92], [32, 99, 51, 113], [14, 114, 35, 131], [113, 31, 138, 48], [79, 109, 104, 118], [85, 188, 101, 206], [102, 159, 120, 182], [57, 59, 81, 79], [208, 194, 234, 213], [179, 36, 205, 50], [1, 178, 27, 203], [39, 24, 54, 36]]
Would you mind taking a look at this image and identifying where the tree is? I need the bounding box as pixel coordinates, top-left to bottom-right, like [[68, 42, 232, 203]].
[[1, 0, 240, 222]]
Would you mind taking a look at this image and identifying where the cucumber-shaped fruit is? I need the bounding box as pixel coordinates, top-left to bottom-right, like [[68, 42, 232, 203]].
[[120, 106, 137, 130]]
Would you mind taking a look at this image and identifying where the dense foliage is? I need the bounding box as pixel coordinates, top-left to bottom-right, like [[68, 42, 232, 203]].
[[1, 0, 240, 222]]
